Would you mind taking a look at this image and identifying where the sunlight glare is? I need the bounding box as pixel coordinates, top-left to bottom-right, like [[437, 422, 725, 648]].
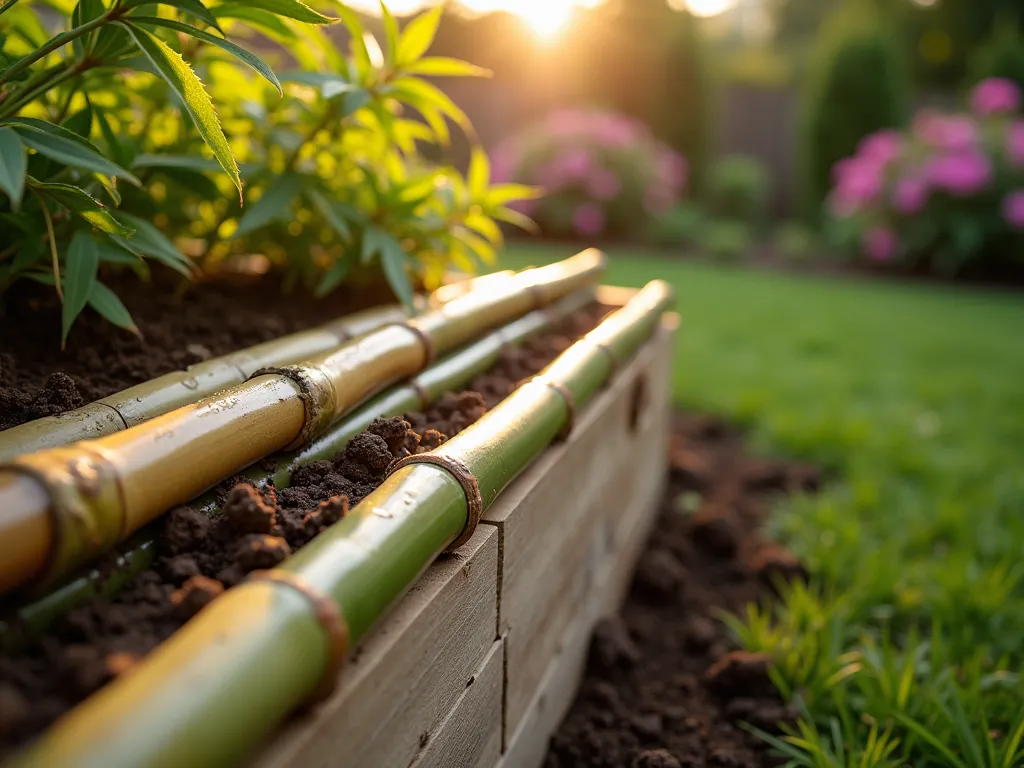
[[670, 0, 736, 18]]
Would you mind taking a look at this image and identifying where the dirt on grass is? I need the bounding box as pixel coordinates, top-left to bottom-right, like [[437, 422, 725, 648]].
[[0, 275, 381, 431], [0, 303, 609, 759], [545, 413, 820, 768]]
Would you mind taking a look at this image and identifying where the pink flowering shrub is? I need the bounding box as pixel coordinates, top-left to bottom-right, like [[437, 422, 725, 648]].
[[491, 109, 687, 240], [828, 78, 1024, 276]]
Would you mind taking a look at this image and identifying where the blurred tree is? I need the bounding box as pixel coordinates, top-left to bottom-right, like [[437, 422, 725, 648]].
[[968, 16, 1024, 93], [801, 0, 910, 220], [768, 0, 844, 52]]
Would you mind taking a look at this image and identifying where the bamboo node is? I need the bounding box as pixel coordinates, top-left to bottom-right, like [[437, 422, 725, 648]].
[[389, 453, 483, 552], [590, 339, 620, 378], [251, 365, 336, 448], [397, 321, 436, 367], [409, 380, 432, 411], [246, 569, 350, 703], [6, 445, 125, 587], [533, 378, 576, 441]]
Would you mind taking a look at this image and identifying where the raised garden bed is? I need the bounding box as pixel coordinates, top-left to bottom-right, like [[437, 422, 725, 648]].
[[0, 253, 679, 766]]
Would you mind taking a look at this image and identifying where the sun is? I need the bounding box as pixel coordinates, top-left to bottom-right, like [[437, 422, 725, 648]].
[[459, 0, 587, 40]]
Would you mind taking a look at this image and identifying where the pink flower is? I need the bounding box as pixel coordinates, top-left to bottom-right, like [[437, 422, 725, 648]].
[[592, 114, 641, 147], [829, 157, 883, 215], [970, 78, 1022, 116], [573, 203, 605, 236], [927, 150, 992, 197], [914, 112, 978, 152], [560, 148, 593, 180], [547, 109, 588, 136], [658, 149, 688, 195], [892, 175, 929, 215], [1002, 190, 1024, 230], [586, 168, 621, 200], [858, 130, 904, 167], [862, 226, 898, 262], [1006, 121, 1024, 167]]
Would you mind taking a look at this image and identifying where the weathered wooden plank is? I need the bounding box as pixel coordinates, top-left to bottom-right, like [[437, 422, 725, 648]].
[[484, 322, 676, 735], [411, 640, 504, 768], [252, 525, 498, 768]]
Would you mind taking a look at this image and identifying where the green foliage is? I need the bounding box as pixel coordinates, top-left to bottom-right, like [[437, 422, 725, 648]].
[[701, 218, 751, 261], [645, 201, 706, 249], [968, 19, 1024, 94], [802, 2, 909, 220], [501, 245, 1024, 768], [774, 221, 817, 262], [0, 1, 535, 342], [707, 154, 769, 227]]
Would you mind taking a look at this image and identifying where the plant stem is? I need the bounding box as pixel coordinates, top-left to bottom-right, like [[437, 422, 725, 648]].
[[0, 63, 79, 119], [0, 0, 23, 17], [32, 188, 62, 301], [0, 12, 114, 88]]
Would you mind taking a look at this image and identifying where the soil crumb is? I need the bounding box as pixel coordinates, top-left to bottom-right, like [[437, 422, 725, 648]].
[[545, 413, 820, 768]]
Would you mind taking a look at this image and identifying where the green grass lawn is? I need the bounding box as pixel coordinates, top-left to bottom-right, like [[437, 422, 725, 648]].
[[505, 244, 1024, 767]]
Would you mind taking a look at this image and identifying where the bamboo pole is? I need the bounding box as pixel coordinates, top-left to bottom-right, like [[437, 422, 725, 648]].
[[10, 279, 672, 768], [0, 271, 517, 463], [0, 251, 606, 595], [0, 288, 596, 648]]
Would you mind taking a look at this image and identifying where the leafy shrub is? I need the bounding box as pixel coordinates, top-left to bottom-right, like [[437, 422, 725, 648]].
[[802, 1, 909, 220], [827, 78, 1024, 277], [702, 219, 751, 262], [707, 154, 769, 226], [491, 108, 687, 241], [773, 221, 817, 262], [645, 201, 706, 249], [969, 19, 1024, 97], [0, 1, 534, 344]]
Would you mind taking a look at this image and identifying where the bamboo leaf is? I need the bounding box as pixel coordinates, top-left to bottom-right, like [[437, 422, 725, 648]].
[[314, 255, 352, 297], [219, 0, 336, 25], [131, 154, 221, 172], [396, 4, 442, 65], [123, 0, 222, 31], [95, 238, 142, 265], [486, 183, 541, 206], [379, 0, 398, 67], [305, 187, 351, 241], [12, 123, 141, 185], [32, 180, 134, 236], [234, 173, 301, 237], [363, 227, 414, 311], [88, 281, 141, 339], [389, 77, 472, 133], [71, 0, 105, 58], [61, 231, 99, 347], [401, 57, 490, 78], [93, 107, 132, 168], [0, 127, 26, 208], [468, 146, 489, 198], [129, 16, 282, 94], [209, 5, 297, 39], [119, 21, 241, 198], [112, 212, 193, 277], [492, 204, 539, 234], [465, 212, 502, 246]]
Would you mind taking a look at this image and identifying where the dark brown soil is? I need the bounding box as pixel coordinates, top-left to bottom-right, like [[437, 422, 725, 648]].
[[0, 303, 609, 758], [0, 275, 385, 431], [545, 413, 820, 768]]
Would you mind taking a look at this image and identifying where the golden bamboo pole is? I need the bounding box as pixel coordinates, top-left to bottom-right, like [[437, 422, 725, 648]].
[[10, 279, 672, 768], [0, 252, 606, 595], [0, 272, 518, 464]]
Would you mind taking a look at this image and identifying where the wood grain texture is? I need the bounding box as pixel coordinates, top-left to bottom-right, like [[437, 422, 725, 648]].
[[484, 321, 676, 735], [252, 525, 498, 768], [411, 640, 504, 768]]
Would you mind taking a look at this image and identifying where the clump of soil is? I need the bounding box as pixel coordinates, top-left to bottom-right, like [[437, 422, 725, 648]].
[[0, 303, 610, 758], [0, 275, 377, 431], [545, 413, 821, 768]]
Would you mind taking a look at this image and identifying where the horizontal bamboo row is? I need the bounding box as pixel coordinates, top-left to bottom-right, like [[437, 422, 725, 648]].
[[0, 288, 596, 651], [0, 252, 606, 595], [10, 278, 673, 768], [0, 274, 514, 464]]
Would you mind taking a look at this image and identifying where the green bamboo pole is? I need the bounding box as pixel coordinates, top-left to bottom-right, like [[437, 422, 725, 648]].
[[10, 279, 672, 768], [0, 251, 606, 595], [0, 288, 596, 648], [0, 272, 516, 463]]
